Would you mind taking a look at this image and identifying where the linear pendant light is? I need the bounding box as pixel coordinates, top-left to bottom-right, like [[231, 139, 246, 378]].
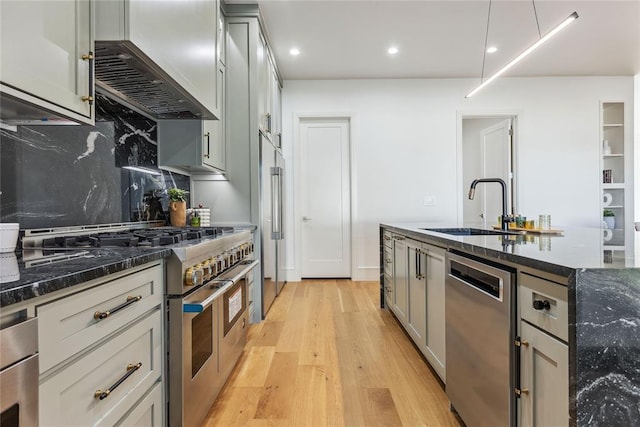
[[466, 11, 579, 98]]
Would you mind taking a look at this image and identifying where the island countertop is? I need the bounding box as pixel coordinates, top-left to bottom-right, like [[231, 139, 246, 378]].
[[381, 222, 639, 276]]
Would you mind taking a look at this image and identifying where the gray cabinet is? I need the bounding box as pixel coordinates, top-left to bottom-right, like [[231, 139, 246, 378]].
[[423, 243, 446, 381], [158, 119, 226, 174], [0, 0, 94, 125], [407, 239, 426, 345], [518, 273, 569, 427], [392, 235, 408, 325]]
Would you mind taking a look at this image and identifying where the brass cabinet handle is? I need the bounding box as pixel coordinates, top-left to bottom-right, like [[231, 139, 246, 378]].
[[385, 259, 392, 264], [515, 387, 529, 396], [81, 51, 94, 105], [94, 295, 142, 320], [384, 236, 391, 241], [95, 362, 142, 400]]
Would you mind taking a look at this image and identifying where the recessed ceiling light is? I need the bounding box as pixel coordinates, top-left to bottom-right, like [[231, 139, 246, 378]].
[[388, 47, 399, 55], [486, 46, 498, 54], [289, 48, 300, 56]]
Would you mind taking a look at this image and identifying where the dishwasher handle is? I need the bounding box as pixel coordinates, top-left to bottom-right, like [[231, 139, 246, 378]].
[[448, 259, 503, 301]]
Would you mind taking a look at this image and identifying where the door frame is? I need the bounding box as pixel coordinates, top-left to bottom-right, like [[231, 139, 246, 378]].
[[456, 110, 522, 226], [292, 113, 355, 281]]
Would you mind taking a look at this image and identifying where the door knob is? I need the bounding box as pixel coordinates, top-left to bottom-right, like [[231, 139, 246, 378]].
[[302, 216, 312, 222]]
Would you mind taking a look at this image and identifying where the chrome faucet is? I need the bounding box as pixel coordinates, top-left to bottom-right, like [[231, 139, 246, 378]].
[[468, 178, 511, 231]]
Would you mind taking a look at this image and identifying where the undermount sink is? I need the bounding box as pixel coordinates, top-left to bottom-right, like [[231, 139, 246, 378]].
[[420, 227, 520, 236]]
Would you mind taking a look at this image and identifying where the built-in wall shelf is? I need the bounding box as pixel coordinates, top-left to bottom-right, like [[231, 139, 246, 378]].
[[600, 101, 628, 257]]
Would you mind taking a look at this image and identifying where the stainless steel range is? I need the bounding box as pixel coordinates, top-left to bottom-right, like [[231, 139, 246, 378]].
[[166, 229, 257, 427], [20, 221, 258, 427]]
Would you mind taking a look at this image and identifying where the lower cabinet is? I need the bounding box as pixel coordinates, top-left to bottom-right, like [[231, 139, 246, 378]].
[[37, 263, 165, 427], [423, 244, 446, 381], [391, 235, 408, 324], [519, 321, 569, 427], [117, 382, 163, 426], [389, 232, 446, 382]]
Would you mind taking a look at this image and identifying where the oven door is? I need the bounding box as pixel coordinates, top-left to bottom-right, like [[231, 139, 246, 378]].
[[215, 260, 259, 379], [169, 285, 221, 427]]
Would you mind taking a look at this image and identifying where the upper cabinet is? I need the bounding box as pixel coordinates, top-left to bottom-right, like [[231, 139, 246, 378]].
[[600, 101, 630, 265], [95, 0, 220, 119], [0, 0, 95, 125], [257, 32, 282, 142]]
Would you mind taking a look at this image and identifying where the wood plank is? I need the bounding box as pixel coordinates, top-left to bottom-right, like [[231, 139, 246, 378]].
[[252, 321, 284, 347], [290, 365, 328, 426], [254, 352, 298, 419], [233, 346, 275, 387], [360, 388, 403, 427]]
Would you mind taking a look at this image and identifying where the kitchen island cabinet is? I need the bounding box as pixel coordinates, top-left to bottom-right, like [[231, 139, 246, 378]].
[[379, 223, 640, 427]]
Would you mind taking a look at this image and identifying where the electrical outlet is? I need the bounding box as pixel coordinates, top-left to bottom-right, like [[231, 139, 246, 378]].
[[424, 196, 436, 206]]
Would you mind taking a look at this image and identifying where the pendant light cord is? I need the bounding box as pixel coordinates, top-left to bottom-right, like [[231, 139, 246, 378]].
[[531, 0, 542, 38], [480, 0, 492, 83]]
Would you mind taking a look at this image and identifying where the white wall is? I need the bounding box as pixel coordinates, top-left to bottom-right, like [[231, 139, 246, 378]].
[[282, 77, 635, 281]]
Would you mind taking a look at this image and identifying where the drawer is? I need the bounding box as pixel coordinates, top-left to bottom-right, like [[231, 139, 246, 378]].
[[520, 273, 568, 342], [383, 248, 392, 273], [38, 264, 163, 373], [383, 231, 392, 249], [40, 309, 163, 427], [116, 381, 163, 426]]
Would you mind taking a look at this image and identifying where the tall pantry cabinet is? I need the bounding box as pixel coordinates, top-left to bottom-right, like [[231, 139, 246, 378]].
[[191, 3, 283, 322]]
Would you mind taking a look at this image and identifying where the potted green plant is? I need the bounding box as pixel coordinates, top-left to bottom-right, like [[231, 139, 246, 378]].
[[168, 188, 189, 227], [603, 209, 615, 230]]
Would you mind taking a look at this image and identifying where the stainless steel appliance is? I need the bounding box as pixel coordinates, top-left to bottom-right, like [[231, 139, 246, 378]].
[[0, 316, 38, 427], [445, 251, 516, 427], [166, 230, 257, 427], [260, 132, 286, 317]]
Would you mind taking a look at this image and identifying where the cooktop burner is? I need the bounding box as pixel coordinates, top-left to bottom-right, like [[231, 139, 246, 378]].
[[38, 227, 231, 249]]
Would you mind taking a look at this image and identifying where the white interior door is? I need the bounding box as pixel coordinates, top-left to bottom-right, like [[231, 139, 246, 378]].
[[480, 120, 512, 227], [300, 118, 351, 278]]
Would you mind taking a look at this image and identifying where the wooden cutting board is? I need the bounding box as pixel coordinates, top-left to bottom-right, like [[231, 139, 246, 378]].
[[492, 226, 563, 235]]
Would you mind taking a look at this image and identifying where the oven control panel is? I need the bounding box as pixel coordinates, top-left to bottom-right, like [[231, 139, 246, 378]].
[[183, 240, 254, 287]]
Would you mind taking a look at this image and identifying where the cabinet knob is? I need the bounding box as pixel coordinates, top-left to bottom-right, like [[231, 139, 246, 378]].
[[81, 95, 94, 103], [532, 300, 551, 310], [515, 388, 529, 397]]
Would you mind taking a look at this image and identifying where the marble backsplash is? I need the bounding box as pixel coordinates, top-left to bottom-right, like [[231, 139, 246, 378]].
[[0, 94, 190, 229]]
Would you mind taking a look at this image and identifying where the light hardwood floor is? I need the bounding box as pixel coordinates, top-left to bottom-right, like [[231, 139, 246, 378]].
[[202, 279, 462, 427]]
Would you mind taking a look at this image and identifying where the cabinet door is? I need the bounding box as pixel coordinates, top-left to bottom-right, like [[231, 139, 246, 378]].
[[217, 7, 226, 66], [257, 32, 271, 133], [116, 382, 163, 426], [203, 64, 226, 171], [520, 321, 569, 427], [127, 0, 219, 118], [1, 0, 93, 122], [407, 241, 427, 346], [424, 244, 446, 381], [392, 236, 408, 324], [270, 62, 282, 145]]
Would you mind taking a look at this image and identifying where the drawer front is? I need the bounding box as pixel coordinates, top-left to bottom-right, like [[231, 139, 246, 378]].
[[40, 309, 163, 427], [38, 264, 163, 373], [383, 247, 392, 274], [115, 381, 163, 427], [520, 273, 568, 342], [383, 231, 392, 249]]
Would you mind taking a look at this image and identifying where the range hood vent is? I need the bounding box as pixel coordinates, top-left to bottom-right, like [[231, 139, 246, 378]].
[[94, 42, 216, 120]]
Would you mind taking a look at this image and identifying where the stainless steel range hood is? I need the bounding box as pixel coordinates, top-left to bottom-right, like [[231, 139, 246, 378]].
[[94, 41, 215, 120]]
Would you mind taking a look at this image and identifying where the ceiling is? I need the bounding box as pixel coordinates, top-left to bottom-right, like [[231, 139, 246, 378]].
[[231, 0, 640, 80]]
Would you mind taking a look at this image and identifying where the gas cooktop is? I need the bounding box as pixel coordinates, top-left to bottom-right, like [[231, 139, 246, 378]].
[[21, 222, 236, 250]]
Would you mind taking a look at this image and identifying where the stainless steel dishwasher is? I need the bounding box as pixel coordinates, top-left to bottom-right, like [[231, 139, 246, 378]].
[[445, 251, 516, 427]]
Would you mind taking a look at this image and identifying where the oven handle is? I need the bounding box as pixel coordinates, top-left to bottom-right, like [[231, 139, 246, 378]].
[[183, 260, 259, 313]]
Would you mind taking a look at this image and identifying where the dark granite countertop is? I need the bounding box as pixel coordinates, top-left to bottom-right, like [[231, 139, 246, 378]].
[[0, 224, 258, 308], [0, 247, 171, 308], [381, 222, 639, 277]]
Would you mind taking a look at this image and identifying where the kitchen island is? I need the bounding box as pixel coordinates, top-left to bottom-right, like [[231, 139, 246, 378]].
[[380, 223, 640, 427]]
